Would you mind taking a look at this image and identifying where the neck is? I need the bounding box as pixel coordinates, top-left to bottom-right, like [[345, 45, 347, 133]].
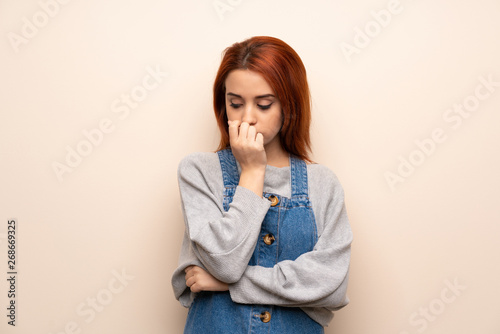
[[265, 140, 289, 167]]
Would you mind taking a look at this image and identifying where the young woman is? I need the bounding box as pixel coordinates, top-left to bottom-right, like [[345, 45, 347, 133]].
[[172, 36, 353, 333]]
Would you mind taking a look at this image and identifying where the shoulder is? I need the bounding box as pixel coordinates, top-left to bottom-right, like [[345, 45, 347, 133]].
[[307, 163, 345, 198], [178, 151, 219, 169], [177, 151, 222, 181]]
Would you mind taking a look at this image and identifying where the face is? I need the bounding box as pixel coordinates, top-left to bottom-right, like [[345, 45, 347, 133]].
[[224, 69, 283, 148]]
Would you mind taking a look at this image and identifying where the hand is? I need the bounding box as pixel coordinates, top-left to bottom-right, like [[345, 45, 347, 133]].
[[228, 120, 266, 197], [228, 120, 267, 172], [185, 265, 229, 293]]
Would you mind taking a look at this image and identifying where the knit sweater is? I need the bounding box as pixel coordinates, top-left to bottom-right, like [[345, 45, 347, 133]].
[[171, 151, 353, 327]]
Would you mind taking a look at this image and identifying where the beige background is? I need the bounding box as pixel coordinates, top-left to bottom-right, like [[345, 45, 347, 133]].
[[1, 0, 499, 333]]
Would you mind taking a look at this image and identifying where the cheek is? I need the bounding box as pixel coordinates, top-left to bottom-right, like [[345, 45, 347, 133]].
[[225, 107, 236, 121], [271, 112, 283, 131], [260, 116, 282, 142]]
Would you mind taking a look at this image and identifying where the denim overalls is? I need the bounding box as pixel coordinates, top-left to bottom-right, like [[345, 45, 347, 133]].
[[184, 149, 324, 334]]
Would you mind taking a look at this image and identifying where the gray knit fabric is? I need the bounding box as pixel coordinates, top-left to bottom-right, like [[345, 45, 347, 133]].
[[171, 152, 353, 327]]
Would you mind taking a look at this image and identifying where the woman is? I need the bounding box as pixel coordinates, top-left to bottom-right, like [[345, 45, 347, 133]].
[[171, 36, 352, 333]]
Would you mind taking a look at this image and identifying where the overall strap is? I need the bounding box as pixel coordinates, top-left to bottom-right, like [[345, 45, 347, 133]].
[[290, 155, 309, 197], [217, 148, 239, 188]]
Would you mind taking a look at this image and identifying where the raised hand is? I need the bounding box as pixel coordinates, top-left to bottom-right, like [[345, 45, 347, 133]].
[[228, 120, 267, 169], [228, 120, 266, 197]]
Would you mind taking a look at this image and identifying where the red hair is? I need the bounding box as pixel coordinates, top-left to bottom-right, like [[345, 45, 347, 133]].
[[213, 36, 312, 162]]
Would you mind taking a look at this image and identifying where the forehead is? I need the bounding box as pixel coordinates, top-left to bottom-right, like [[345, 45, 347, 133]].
[[225, 69, 274, 97]]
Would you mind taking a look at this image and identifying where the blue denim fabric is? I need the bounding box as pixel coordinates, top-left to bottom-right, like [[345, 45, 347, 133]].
[[184, 149, 324, 334]]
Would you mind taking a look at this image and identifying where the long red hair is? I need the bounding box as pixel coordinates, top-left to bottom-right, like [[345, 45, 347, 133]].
[[213, 36, 312, 162]]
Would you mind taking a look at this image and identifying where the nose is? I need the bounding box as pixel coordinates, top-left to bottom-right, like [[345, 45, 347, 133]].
[[242, 105, 257, 125]]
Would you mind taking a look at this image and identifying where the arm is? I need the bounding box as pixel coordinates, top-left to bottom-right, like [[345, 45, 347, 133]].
[[183, 204, 351, 308], [178, 121, 269, 283], [228, 169, 353, 310], [178, 153, 270, 284]]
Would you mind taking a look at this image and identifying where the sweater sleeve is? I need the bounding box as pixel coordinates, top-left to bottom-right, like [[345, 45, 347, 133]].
[[228, 167, 352, 310], [177, 152, 271, 283]]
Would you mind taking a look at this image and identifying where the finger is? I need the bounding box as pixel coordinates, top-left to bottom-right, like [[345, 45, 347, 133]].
[[190, 282, 201, 293], [228, 120, 240, 143], [256, 132, 264, 147], [186, 276, 194, 287], [185, 266, 199, 282], [184, 266, 194, 280], [247, 125, 257, 141], [238, 122, 249, 139]]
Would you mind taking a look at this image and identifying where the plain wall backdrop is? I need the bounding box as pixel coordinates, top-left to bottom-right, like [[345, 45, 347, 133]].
[[1, 0, 499, 333]]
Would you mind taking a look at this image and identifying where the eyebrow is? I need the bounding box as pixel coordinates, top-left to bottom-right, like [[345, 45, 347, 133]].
[[227, 92, 275, 99]]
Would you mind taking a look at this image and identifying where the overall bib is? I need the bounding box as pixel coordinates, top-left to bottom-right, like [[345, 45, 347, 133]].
[[184, 149, 324, 334]]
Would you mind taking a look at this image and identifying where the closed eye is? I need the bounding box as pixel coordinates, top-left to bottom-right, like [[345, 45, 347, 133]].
[[230, 102, 273, 110]]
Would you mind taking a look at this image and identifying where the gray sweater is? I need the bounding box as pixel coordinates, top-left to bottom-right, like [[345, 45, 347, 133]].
[[171, 152, 353, 327]]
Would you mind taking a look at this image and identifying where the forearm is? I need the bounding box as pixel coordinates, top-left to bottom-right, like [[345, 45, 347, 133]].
[[228, 201, 353, 309], [228, 249, 351, 308], [238, 168, 265, 198], [185, 186, 270, 283]]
